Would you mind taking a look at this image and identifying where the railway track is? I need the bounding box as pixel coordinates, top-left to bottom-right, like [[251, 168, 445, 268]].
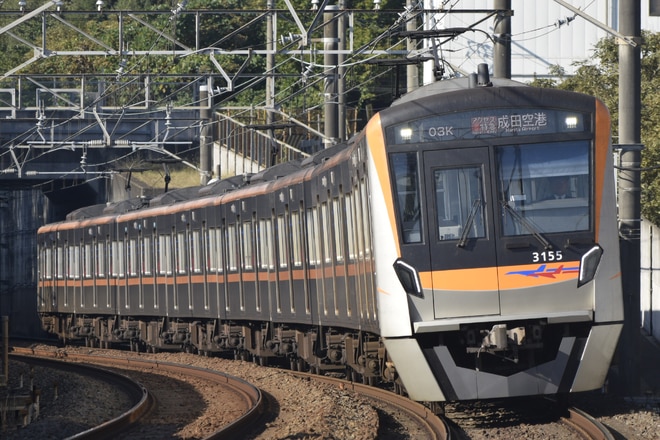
[[563, 407, 615, 440], [10, 345, 614, 439], [445, 397, 615, 440], [8, 351, 153, 439], [289, 370, 451, 439], [11, 347, 265, 439], [11, 344, 449, 439]]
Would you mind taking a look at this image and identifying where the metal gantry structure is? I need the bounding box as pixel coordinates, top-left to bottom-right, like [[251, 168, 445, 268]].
[[0, 2, 509, 184]]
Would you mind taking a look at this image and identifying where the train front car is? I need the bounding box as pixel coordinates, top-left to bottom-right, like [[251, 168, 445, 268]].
[[367, 75, 623, 401]]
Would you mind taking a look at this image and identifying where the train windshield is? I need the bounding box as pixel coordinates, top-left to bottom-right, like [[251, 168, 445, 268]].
[[497, 141, 590, 235]]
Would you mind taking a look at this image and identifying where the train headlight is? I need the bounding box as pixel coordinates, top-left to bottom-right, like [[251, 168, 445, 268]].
[[399, 127, 413, 141], [393, 259, 423, 298], [578, 245, 603, 287]]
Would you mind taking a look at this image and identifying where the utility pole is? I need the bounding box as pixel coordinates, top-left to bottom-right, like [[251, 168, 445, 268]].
[[493, 0, 511, 79], [406, 0, 419, 92], [199, 81, 212, 185], [617, 0, 642, 396], [324, 4, 339, 148], [338, 0, 347, 141]]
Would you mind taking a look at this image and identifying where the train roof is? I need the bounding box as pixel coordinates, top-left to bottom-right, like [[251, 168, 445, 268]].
[[392, 77, 526, 106], [43, 140, 354, 232]]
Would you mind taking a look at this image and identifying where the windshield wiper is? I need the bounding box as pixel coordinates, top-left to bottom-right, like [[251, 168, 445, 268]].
[[457, 199, 481, 248], [499, 200, 552, 249]]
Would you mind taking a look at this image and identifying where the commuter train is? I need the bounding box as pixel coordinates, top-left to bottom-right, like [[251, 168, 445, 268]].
[[37, 66, 623, 402]]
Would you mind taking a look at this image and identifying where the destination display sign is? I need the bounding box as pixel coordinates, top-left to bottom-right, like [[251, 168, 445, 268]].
[[386, 108, 589, 145]]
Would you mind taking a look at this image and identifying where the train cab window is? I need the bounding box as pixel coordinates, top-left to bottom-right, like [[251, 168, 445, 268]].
[[390, 152, 422, 244], [497, 141, 590, 235], [433, 167, 485, 241]]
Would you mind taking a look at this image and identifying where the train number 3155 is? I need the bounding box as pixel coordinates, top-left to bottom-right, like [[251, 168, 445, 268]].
[[532, 250, 563, 262]]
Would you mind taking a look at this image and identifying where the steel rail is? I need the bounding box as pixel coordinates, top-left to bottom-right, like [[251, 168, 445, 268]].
[[289, 370, 450, 440], [11, 348, 266, 439], [563, 407, 615, 440], [10, 351, 154, 440]]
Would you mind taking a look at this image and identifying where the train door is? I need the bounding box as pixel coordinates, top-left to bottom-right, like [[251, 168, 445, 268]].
[[422, 147, 500, 318]]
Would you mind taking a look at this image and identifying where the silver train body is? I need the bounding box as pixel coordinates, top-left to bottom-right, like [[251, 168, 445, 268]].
[[37, 75, 622, 401]]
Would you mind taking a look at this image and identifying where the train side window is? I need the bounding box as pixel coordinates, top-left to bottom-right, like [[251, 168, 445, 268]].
[[96, 242, 105, 277], [277, 215, 288, 269], [191, 229, 202, 273], [158, 235, 172, 275], [333, 197, 345, 263], [207, 227, 223, 272], [344, 193, 356, 260], [112, 241, 125, 277], [45, 247, 53, 279], [142, 236, 153, 275], [68, 244, 80, 279], [128, 238, 138, 276], [291, 211, 303, 267], [306, 208, 320, 266], [176, 232, 187, 274], [84, 244, 93, 278], [227, 224, 238, 271], [56, 246, 64, 279], [321, 202, 332, 264], [242, 221, 254, 270], [354, 185, 365, 257], [360, 179, 373, 257], [390, 152, 422, 244], [258, 219, 274, 270]]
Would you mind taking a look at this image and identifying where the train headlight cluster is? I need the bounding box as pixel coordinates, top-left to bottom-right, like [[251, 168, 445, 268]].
[[564, 116, 579, 129], [578, 245, 603, 287], [399, 127, 413, 141], [561, 113, 584, 131]]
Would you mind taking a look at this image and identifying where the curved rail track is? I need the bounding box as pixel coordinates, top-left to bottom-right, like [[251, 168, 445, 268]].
[[563, 407, 615, 440], [9, 351, 153, 439], [289, 370, 451, 439], [11, 347, 265, 439], [11, 345, 612, 439]]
